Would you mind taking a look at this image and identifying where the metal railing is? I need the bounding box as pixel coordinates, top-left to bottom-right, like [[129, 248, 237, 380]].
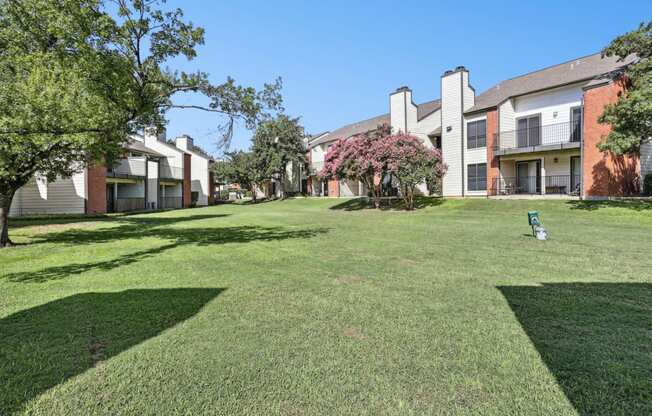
[[115, 198, 146, 212], [159, 196, 183, 209], [108, 158, 147, 178], [309, 161, 324, 175], [160, 164, 184, 180], [492, 175, 580, 195], [494, 120, 582, 151]]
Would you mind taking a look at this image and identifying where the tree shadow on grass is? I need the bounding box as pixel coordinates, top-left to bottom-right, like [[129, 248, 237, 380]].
[[0, 288, 223, 415], [497, 283, 652, 416], [566, 199, 652, 211], [329, 196, 445, 211], [5, 225, 329, 283]]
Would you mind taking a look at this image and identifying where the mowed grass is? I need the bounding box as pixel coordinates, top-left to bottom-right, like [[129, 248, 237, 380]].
[[1, 198, 651, 415]]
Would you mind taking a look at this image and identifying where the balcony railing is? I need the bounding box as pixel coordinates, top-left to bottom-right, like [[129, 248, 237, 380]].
[[160, 164, 184, 180], [492, 175, 581, 195], [494, 121, 582, 152], [159, 196, 183, 209], [309, 161, 325, 175], [115, 197, 146, 212], [108, 158, 146, 178]]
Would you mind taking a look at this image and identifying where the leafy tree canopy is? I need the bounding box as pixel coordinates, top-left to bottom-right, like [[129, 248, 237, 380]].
[[599, 21, 652, 155], [0, 0, 283, 246], [251, 114, 305, 199]]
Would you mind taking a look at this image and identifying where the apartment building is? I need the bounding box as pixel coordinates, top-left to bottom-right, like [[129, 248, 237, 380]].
[[307, 52, 651, 199], [9, 131, 215, 217]]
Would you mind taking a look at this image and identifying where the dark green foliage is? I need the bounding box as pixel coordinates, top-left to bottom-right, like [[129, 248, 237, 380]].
[[0, 0, 283, 246], [599, 21, 652, 154], [251, 115, 306, 199]]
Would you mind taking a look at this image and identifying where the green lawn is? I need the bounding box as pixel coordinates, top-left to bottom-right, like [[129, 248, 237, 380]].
[[1, 198, 651, 415]]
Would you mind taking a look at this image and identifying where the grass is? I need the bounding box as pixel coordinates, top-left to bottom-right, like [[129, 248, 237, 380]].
[[1, 197, 651, 415]]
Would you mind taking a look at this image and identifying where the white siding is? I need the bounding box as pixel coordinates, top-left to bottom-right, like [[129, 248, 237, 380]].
[[641, 141, 652, 185], [463, 113, 488, 196], [147, 160, 159, 208], [190, 153, 210, 206], [9, 172, 86, 217], [390, 89, 418, 135], [414, 109, 442, 149], [441, 70, 473, 196], [499, 99, 515, 135]]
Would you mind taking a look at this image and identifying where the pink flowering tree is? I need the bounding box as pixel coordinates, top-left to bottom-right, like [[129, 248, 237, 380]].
[[373, 134, 447, 210], [320, 124, 391, 208]]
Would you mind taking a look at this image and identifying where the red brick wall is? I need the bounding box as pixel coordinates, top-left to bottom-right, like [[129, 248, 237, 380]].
[[582, 79, 640, 198], [86, 165, 107, 214], [485, 110, 499, 196], [208, 170, 215, 205], [183, 153, 192, 207], [328, 179, 340, 197]]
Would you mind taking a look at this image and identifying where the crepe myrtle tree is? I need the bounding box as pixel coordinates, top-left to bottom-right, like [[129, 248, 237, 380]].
[[598, 21, 652, 155], [372, 134, 447, 210], [320, 124, 391, 208], [0, 0, 283, 247]]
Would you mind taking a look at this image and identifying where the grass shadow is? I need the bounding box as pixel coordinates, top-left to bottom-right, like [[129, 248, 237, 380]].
[[0, 288, 223, 415], [329, 196, 445, 211], [498, 283, 651, 415], [566, 199, 652, 211], [5, 225, 329, 283]]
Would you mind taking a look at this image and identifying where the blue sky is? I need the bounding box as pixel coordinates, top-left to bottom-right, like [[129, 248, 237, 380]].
[[164, 0, 651, 154]]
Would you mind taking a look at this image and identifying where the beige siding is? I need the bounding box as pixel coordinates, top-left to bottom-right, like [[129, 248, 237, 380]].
[[641, 141, 652, 184], [9, 172, 86, 217], [441, 72, 463, 196]]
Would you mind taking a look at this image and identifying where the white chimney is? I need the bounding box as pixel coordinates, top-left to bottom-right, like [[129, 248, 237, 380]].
[[440, 66, 475, 197], [390, 86, 417, 134], [175, 135, 194, 151]]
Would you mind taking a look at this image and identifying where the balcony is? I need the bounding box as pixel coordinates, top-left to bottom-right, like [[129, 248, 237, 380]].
[[309, 161, 325, 175], [159, 196, 183, 209], [107, 158, 146, 179], [160, 164, 184, 181], [494, 121, 581, 155], [492, 175, 581, 196]]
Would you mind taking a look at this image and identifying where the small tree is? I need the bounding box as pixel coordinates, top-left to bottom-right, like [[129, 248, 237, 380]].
[[374, 134, 447, 210], [251, 115, 305, 199], [213, 151, 266, 202], [320, 124, 391, 208], [598, 21, 652, 155]]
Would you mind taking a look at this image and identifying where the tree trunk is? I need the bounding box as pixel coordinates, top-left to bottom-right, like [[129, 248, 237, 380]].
[[278, 174, 286, 200], [0, 187, 16, 248], [364, 175, 381, 209], [251, 184, 257, 202]]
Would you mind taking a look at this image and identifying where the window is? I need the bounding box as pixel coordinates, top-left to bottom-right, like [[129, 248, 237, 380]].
[[467, 163, 487, 191], [467, 120, 486, 149]]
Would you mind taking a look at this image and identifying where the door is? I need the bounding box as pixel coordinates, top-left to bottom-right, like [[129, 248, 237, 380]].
[[570, 156, 581, 193], [516, 161, 541, 194], [517, 115, 541, 147], [571, 107, 582, 142], [106, 184, 115, 213]]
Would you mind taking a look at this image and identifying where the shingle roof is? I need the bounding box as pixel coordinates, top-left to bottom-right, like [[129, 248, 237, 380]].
[[125, 138, 165, 157], [417, 99, 441, 120], [466, 52, 636, 114], [310, 99, 441, 148], [309, 113, 390, 147]]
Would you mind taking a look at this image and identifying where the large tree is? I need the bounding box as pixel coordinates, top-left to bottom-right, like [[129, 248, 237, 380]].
[[320, 124, 391, 209], [0, 0, 282, 247], [251, 115, 305, 199], [213, 151, 267, 202], [598, 21, 652, 155]]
